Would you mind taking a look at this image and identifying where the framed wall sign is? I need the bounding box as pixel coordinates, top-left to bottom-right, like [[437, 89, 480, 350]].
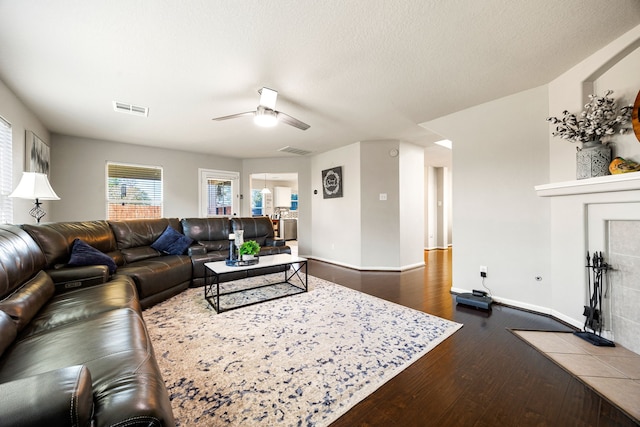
[[25, 130, 50, 175], [322, 166, 343, 199]]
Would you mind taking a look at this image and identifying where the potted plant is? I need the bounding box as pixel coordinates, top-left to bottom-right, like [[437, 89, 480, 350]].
[[547, 90, 633, 179], [239, 240, 260, 261]]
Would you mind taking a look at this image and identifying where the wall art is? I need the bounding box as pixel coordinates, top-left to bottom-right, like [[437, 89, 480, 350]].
[[25, 130, 50, 175], [322, 166, 342, 199]]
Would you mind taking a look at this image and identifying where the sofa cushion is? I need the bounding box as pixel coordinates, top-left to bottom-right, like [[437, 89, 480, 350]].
[[22, 221, 117, 268], [231, 217, 275, 246], [0, 308, 175, 427], [0, 365, 93, 427], [151, 225, 193, 255], [19, 276, 140, 338], [0, 310, 17, 357], [68, 238, 118, 274], [181, 217, 231, 244], [0, 224, 47, 300], [0, 270, 54, 331]]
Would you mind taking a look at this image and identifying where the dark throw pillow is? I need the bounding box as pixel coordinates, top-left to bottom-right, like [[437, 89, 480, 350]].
[[151, 226, 193, 255], [68, 238, 117, 274]]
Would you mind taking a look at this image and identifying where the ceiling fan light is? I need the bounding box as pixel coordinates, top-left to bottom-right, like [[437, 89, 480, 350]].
[[254, 107, 278, 127]]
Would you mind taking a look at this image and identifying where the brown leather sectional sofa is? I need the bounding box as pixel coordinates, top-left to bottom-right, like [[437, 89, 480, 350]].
[[0, 216, 290, 426]]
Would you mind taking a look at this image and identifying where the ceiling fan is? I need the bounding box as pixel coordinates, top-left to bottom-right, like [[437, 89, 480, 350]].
[[212, 87, 310, 131]]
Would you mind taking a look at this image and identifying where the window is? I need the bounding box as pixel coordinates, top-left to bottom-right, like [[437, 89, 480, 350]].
[[198, 169, 239, 217], [291, 193, 298, 211], [0, 116, 12, 224], [206, 179, 233, 216], [107, 162, 163, 220], [251, 189, 264, 216]]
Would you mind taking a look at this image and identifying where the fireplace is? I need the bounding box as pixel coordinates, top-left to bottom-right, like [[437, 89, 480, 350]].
[[536, 173, 640, 355], [586, 203, 640, 353]]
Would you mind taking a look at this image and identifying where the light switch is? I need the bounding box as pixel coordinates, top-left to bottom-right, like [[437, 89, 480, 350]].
[[379, 193, 387, 201]]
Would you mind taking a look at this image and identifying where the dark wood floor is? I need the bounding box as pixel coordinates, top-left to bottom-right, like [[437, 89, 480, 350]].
[[307, 249, 639, 427]]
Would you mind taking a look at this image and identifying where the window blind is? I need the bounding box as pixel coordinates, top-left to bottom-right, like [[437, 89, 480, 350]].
[[0, 116, 12, 224], [107, 162, 163, 220], [206, 179, 232, 216]]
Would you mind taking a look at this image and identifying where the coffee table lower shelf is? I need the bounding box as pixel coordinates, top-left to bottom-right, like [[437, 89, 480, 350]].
[[204, 255, 307, 313]]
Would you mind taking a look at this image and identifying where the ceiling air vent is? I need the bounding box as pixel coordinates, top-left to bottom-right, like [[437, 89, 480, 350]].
[[113, 101, 149, 117], [278, 146, 311, 156]]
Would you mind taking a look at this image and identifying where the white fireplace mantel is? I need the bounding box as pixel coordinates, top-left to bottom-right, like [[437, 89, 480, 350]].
[[535, 172, 640, 197]]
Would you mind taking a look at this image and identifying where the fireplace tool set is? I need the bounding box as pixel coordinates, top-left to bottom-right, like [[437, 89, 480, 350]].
[[574, 251, 615, 347]]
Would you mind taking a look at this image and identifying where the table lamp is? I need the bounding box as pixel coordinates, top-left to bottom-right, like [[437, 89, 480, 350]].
[[9, 172, 60, 223]]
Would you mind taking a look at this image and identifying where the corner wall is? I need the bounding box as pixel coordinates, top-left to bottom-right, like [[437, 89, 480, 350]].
[[311, 143, 362, 267], [0, 79, 51, 224], [546, 24, 640, 327], [424, 85, 551, 309]]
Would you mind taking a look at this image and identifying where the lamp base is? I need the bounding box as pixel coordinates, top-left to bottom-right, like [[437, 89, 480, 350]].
[[29, 198, 46, 223]]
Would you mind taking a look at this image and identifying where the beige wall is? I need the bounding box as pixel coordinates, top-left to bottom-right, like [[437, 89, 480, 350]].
[[0, 79, 51, 225], [50, 134, 242, 221]]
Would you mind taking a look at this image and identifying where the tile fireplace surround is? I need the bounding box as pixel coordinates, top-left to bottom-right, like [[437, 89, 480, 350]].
[[536, 172, 640, 355]]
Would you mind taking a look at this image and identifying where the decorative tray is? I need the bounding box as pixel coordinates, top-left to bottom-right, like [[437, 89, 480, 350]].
[[225, 257, 259, 267]]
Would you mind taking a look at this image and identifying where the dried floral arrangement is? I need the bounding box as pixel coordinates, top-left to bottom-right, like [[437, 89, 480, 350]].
[[547, 90, 633, 144]]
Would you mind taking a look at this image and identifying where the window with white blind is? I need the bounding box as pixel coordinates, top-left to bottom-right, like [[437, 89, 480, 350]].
[[0, 116, 12, 224], [107, 162, 163, 220]]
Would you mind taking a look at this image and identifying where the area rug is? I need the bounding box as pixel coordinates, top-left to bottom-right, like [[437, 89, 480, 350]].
[[143, 274, 462, 426]]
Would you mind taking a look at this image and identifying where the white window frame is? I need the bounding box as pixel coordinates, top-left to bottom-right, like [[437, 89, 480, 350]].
[[0, 115, 12, 224], [106, 161, 163, 220], [198, 168, 240, 217]]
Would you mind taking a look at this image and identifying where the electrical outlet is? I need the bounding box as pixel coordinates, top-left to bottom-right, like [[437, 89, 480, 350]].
[[480, 265, 488, 278]]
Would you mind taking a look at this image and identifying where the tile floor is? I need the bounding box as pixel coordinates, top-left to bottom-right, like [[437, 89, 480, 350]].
[[514, 330, 640, 422]]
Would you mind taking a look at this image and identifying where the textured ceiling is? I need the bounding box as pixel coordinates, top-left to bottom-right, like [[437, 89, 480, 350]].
[[0, 0, 639, 160]]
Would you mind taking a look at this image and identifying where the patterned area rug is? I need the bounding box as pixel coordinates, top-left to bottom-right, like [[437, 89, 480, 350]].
[[143, 274, 462, 426]]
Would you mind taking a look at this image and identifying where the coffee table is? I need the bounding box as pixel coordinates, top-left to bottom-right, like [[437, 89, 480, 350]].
[[204, 254, 307, 313]]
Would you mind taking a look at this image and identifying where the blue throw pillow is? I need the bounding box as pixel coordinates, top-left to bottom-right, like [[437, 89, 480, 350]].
[[151, 226, 193, 255], [68, 239, 117, 274]]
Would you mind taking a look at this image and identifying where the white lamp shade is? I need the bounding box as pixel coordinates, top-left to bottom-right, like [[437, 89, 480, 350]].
[[9, 172, 60, 200]]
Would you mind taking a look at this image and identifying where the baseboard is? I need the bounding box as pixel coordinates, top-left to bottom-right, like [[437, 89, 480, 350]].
[[305, 256, 424, 272], [451, 287, 583, 330]]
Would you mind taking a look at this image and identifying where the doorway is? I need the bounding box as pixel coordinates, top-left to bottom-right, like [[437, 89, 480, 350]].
[[249, 173, 299, 248]]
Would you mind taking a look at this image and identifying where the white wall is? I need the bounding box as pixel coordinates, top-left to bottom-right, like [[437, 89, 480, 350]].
[[311, 143, 361, 267], [546, 25, 640, 327], [399, 141, 425, 268], [549, 25, 640, 182], [424, 85, 551, 309], [0, 79, 51, 225], [360, 140, 400, 268], [50, 134, 242, 221]]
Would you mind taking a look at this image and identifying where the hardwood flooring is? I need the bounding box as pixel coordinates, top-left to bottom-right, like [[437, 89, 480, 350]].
[[307, 249, 639, 427]]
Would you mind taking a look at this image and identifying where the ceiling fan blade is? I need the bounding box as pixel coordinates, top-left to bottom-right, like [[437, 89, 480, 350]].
[[258, 87, 278, 110], [211, 111, 255, 121], [276, 111, 310, 131]]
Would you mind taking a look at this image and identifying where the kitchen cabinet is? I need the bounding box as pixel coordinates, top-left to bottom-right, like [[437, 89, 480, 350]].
[[274, 186, 291, 208]]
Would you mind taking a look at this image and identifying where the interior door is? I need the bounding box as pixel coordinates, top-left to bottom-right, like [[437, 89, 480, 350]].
[[199, 169, 239, 217]]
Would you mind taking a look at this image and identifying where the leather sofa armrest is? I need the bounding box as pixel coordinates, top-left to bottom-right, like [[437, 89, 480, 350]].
[[265, 237, 286, 247], [0, 365, 94, 427], [188, 245, 208, 256], [47, 265, 110, 293]]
